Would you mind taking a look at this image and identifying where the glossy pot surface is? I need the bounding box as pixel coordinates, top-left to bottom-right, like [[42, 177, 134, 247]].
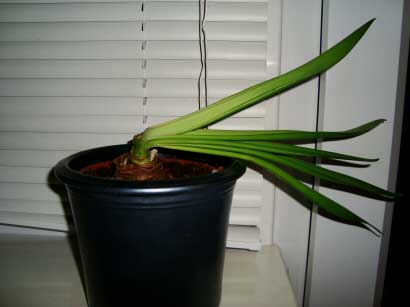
[[54, 145, 245, 307]]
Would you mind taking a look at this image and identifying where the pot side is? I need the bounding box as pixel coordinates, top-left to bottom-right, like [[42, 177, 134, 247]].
[[54, 145, 246, 307]]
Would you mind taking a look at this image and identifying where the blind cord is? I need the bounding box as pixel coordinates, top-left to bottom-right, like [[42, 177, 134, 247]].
[[141, 1, 148, 127], [198, 0, 208, 109]]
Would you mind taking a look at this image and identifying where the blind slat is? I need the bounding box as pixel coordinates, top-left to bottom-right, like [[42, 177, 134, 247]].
[[0, 79, 261, 97], [0, 212, 69, 230], [0, 60, 147, 78], [0, 59, 267, 79], [0, 3, 143, 22], [0, 132, 134, 150], [147, 79, 259, 97], [0, 183, 65, 201], [0, 97, 143, 116], [145, 2, 267, 22], [145, 41, 266, 60], [229, 208, 259, 226], [0, 199, 67, 215], [0, 79, 144, 96], [232, 192, 263, 208], [0, 97, 266, 117], [147, 98, 267, 117], [0, 2, 266, 22], [146, 21, 266, 41], [226, 226, 261, 251], [0, 21, 265, 42], [0, 41, 144, 60], [0, 115, 265, 133], [0, 22, 143, 42], [0, 166, 56, 184], [0, 41, 266, 60], [0, 150, 75, 167], [147, 60, 266, 79], [0, 115, 143, 133]]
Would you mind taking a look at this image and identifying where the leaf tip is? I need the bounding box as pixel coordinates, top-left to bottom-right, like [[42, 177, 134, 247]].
[[369, 119, 387, 130], [362, 18, 376, 33]]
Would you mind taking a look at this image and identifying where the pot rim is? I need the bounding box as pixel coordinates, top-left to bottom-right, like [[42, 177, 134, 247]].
[[54, 144, 246, 193]]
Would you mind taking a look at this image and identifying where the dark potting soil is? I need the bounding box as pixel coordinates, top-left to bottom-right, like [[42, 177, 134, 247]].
[[80, 153, 224, 181]]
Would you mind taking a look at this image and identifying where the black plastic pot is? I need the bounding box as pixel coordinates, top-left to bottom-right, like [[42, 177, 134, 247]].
[[54, 145, 245, 307]]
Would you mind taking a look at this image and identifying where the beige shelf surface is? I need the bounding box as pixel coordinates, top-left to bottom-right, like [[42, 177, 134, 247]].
[[0, 234, 297, 307]]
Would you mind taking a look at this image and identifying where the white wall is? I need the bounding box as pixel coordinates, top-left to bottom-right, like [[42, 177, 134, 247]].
[[273, 1, 322, 305], [273, 1, 405, 306], [305, 1, 404, 307]]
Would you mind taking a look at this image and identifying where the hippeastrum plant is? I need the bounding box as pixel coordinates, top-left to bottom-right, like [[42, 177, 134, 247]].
[[124, 19, 398, 235]]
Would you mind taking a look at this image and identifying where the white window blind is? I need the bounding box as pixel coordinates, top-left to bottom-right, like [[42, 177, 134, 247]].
[[0, 0, 279, 251]]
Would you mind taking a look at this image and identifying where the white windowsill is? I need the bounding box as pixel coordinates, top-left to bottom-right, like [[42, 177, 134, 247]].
[[0, 234, 297, 307]]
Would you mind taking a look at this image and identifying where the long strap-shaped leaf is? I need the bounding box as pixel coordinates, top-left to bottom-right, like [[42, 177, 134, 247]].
[[169, 119, 384, 141], [261, 155, 397, 200], [242, 141, 377, 161], [155, 144, 381, 235], [147, 138, 376, 162], [144, 19, 375, 140], [150, 140, 395, 201]]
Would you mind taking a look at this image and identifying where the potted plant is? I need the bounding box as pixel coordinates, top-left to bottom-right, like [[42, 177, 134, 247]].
[[54, 19, 398, 307]]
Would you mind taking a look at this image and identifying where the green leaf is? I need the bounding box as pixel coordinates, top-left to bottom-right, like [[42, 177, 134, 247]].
[[154, 143, 381, 235], [173, 119, 385, 142], [147, 138, 377, 162], [144, 19, 375, 140], [127, 18, 395, 234], [263, 155, 398, 200], [150, 140, 394, 200], [243, 141, 378, 161]]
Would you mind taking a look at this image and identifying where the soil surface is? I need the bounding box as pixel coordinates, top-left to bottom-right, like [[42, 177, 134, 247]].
[[80, 153, 224, 181]]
